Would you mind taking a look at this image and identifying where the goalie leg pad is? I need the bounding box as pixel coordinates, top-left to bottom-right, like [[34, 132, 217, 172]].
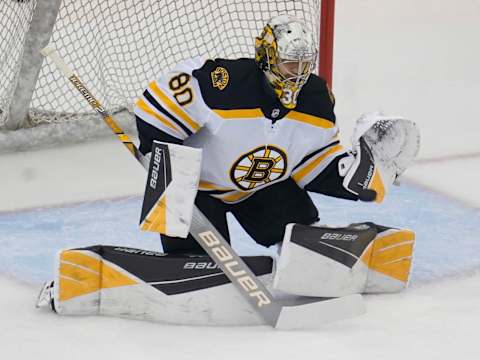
[[49, 245, 273, 326], [273, 222, 415, 297]]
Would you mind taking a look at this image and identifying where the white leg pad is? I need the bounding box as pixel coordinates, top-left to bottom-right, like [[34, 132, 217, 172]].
[[273, 223, 415, 297]]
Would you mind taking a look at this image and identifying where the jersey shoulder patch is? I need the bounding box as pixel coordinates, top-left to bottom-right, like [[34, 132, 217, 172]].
[[192, 58, 265, 110], [210, 66, 230, 90]]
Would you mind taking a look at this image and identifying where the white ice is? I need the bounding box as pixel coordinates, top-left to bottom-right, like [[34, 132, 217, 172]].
[[2, 273, 480, 360], [1, 0, 480, 359]]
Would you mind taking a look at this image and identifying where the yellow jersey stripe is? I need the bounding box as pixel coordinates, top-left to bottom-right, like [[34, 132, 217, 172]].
[[292, 144, 344, 182], [213, 108, 264, 119], [149, 81, 201, 132], [198, 180, 233, 192], [212, 190, 253, 203], [136, 98, 182, 134], [286, 111, 335, 129]]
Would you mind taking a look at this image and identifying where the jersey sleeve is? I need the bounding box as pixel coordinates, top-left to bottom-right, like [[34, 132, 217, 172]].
[[291, 129, 345, 186], [135, 116, 183, 155], [290, 76, 357, 200], [134, 57, 211, 144], [291, 128, 358, 201]]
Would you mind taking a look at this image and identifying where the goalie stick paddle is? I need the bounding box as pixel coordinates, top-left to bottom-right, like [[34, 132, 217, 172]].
[[40, 45, 365, 329]]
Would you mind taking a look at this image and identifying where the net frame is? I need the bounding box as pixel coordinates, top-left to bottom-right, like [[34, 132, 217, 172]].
[[0, 0, 37, 127]]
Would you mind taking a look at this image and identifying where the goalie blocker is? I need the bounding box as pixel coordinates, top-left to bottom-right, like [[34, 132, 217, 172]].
[[139, 141, 202, 238]]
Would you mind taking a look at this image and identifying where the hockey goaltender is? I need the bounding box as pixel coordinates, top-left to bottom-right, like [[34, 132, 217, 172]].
[[36, 15, 420, 327]]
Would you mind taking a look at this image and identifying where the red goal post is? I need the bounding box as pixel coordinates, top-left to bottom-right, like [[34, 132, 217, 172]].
[[319, 0, 335, 88]]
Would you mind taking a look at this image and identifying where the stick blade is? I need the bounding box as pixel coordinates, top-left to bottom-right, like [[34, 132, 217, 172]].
[[275, 294, 365, 330]]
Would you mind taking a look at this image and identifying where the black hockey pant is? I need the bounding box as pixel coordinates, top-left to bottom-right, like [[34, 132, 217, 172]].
[[161, 178, 319, 254]]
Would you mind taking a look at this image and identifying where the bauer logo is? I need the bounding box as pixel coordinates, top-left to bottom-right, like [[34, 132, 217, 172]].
[[183, 262, 219, 270], [359, 138, 376, 189], [149, 147, 163, 189], [198, 230, 272, 308], [364, 164, 374, 188], [321, 233, 359, 241], [358, 164, 374, 190]]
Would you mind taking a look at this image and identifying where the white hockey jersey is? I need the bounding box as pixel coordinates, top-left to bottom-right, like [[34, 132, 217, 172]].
[[134, 57, 346, 203]]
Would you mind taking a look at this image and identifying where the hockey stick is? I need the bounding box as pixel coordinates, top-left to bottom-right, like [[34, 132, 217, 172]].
[[40, 45, 365, 329]]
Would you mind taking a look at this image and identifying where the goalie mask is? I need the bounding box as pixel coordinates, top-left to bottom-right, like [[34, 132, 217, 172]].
[[255, 15, 317, 109]]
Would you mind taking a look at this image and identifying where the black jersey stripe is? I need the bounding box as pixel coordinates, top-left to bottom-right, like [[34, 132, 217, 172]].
[[199, 189, 232, 195], [136, 98, 184, 137], [143, 90, 193, 136], [292, 144, 345, 184], [292, 140, 340, 171]]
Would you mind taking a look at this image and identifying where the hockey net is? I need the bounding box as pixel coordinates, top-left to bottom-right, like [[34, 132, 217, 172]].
[[0, 0, 323, 134]]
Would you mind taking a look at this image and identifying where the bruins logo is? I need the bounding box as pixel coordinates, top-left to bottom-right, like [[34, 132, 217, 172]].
[[230, 145, 287, 191], [211, 67, 229, 90]]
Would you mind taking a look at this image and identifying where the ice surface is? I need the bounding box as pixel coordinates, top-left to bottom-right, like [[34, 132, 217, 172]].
[[2, 272, 480, 360], [1, 184, 478, 286]]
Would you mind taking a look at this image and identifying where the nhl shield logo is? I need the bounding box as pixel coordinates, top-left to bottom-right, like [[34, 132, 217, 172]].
[[230, 145, 287, 191], [211, 67, 229, 90]]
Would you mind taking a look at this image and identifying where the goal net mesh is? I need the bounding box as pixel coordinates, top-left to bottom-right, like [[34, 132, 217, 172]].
[[1, 0, 320, 129]]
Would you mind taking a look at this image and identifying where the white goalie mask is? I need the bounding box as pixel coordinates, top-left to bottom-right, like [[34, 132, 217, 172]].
[[255, 15, 317, 108]]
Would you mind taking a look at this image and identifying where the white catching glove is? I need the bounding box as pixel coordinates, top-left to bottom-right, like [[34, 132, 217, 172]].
[[339, 111, 420, 203]]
